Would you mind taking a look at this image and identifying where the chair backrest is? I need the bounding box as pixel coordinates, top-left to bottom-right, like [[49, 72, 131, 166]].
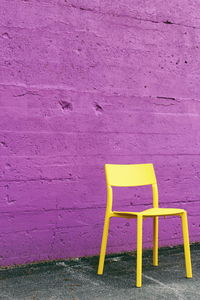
[[105, 163, 157, 187]]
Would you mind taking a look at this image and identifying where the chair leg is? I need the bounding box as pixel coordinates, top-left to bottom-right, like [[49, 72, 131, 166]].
[[97, 216, 111, 275], [153, 216, 159, 266], [181, 212, 192, 278], [136, 215, 143, 287]]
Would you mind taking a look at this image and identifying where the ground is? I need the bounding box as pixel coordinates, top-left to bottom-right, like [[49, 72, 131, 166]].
[[0, 244, 200, 300]]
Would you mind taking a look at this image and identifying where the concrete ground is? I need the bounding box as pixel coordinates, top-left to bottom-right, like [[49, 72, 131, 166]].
[[0, 244, 200, 300]]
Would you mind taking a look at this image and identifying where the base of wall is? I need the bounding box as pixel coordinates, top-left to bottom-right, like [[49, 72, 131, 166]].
[[1, 242, 199, 271]]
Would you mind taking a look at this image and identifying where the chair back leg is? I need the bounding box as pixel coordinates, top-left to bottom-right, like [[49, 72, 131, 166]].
[[98, 216, 111, 275], [153, 216, 159, 266]]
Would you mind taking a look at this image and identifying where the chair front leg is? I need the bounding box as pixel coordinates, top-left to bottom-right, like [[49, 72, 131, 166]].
[[97, 215, 111, 275], [181, 212, 192, 278], [136, 215, 143, 287], [153, 216, 159, 266]]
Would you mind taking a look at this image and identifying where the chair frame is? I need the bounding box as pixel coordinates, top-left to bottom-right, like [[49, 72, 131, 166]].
[[97, 163, 192, 287]]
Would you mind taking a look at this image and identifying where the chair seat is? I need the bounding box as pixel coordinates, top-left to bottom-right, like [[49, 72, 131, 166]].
[[113, 208, 185, 217], [142, 208, 185, 216]]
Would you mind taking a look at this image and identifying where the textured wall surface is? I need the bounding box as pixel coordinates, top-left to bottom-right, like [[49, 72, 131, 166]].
[[0, 0, 200, 266]]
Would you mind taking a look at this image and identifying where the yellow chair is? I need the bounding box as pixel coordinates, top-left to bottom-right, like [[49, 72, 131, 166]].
[[97, 164, 192, 287]]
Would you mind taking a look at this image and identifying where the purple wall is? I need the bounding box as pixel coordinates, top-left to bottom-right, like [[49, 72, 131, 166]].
[[0, 0, 200, 266]]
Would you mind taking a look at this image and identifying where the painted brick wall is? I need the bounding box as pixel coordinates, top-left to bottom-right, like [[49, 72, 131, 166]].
[[0, 0, 200, 266]]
